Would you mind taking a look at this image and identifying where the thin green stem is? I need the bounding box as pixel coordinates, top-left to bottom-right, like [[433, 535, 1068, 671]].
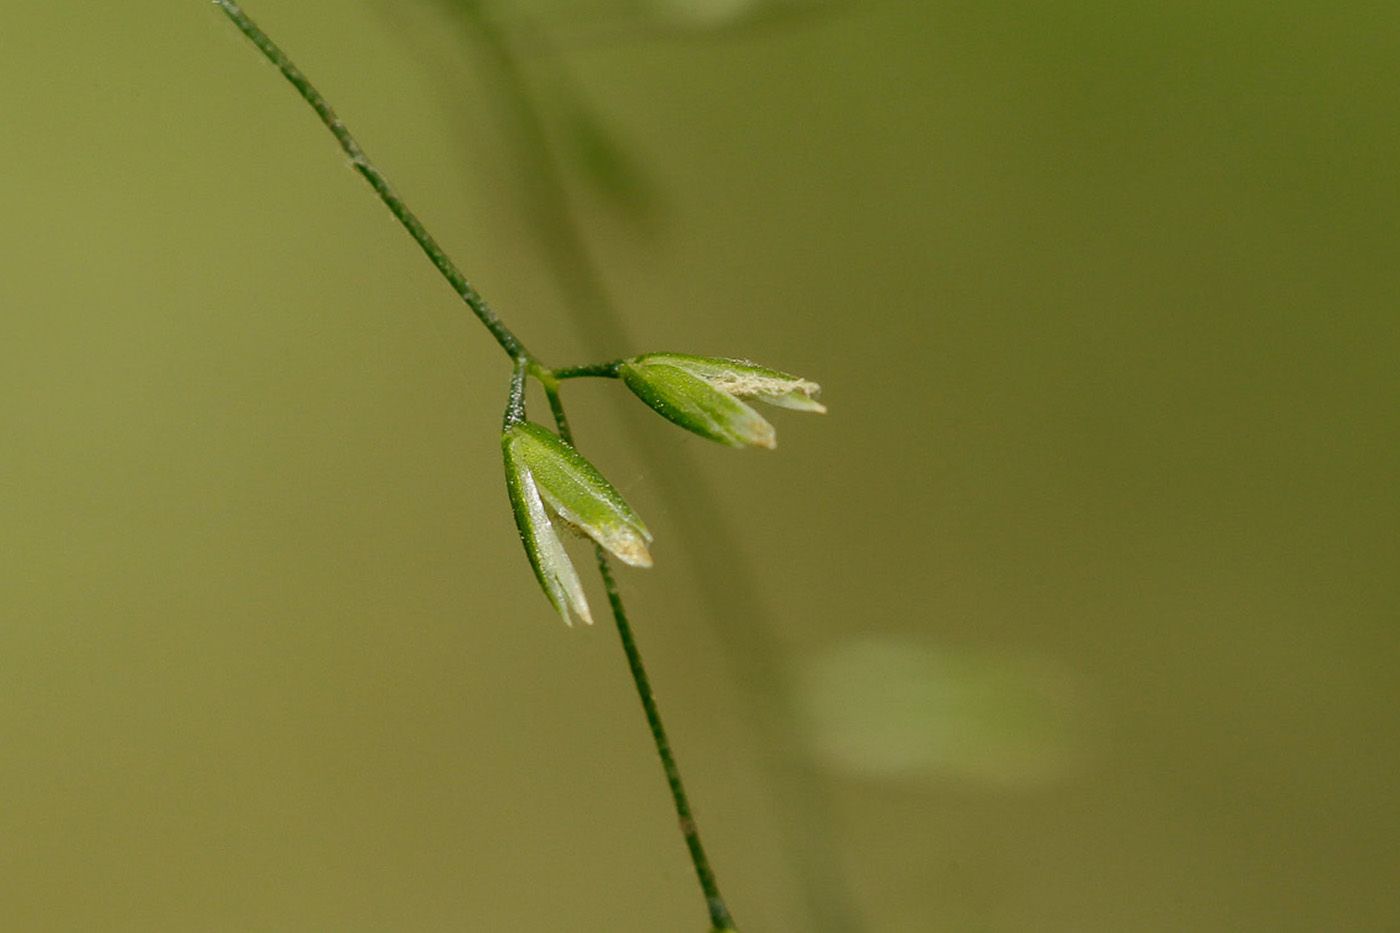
[[545, 385, 736, 932], [595, 553, 737, 933], [218, 4, 737, 926], [214, 0, 530, 361], [542, 380, 571, 439]]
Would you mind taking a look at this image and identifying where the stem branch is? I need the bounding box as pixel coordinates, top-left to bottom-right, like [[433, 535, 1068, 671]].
[[553, 360, 623, 380]]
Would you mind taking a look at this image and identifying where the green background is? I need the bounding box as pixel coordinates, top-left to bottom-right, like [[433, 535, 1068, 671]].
[[2, 1, 1396, 930]]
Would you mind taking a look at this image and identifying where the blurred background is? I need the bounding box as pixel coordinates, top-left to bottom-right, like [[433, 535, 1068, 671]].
[[2, 1, 1397, 930]]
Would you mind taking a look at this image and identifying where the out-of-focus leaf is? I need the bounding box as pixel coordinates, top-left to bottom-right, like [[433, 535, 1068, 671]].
[[797, 637, 1088, 787]]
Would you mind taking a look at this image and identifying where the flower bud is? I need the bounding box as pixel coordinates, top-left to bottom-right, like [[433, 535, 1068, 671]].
[[619, 353, 825, 448], [503, 422, 652, 625]]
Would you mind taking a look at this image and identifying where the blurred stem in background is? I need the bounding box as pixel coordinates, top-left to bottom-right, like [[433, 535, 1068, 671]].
[[414, 2, 862, 930]]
